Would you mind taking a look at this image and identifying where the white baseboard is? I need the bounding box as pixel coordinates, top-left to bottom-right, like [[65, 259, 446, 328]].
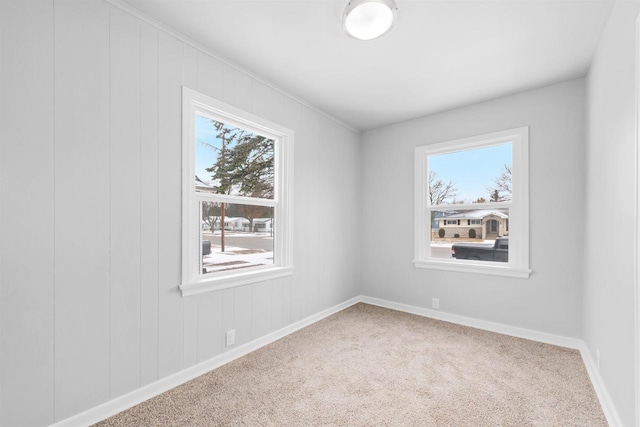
[[50, 296, 361, 427], [578, 342, 624, 427], [361, 296, 583, 349], [50, 294, 622, 427], [361, 295, 622, 427]]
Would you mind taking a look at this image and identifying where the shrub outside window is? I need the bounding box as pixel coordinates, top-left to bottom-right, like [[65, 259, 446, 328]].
[[414, 127, 530, 278], [181, 88, 293, 296]]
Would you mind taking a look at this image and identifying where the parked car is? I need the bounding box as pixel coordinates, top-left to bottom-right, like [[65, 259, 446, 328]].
[[451, 237, 508, 262]]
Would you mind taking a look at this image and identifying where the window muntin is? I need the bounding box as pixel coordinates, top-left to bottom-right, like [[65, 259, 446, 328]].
[[414, 127, 529, 278], [182, 88, 293, 296]]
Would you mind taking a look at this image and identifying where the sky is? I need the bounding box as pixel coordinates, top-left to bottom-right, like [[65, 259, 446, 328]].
[[195, 114, 222, 185], [196, 113, 511, 203], [428, 143, 512, 203]]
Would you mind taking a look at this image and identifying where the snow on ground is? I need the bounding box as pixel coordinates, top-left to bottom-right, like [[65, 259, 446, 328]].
[[203, 245, 273, 273], [430, 240, 495, 247]]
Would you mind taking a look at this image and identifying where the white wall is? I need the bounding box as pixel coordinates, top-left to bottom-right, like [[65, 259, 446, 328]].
[[584, 2, 640, 426], [361, 79, 586, 338], [0, 1, 361, 425]]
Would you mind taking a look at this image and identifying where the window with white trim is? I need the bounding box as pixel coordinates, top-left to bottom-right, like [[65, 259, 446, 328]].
[[414, 127, 529, 278], [181, 88, 294, 296]]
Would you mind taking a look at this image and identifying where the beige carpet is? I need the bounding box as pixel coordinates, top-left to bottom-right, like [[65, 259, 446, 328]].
[[95, 303, 607, 426]]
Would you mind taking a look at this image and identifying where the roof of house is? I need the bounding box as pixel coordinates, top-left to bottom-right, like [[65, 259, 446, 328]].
[[253, 218, 272, 224], [441, 209, 509, 220], [225, 217, 250, 224], [195, 175, 216, 192]]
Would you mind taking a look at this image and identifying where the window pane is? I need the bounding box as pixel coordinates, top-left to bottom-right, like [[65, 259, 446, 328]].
[[430, 208, 509, 262], [428, 143, 512, 204], [201, 202, 274, 274], [195, 114, 275, 199]]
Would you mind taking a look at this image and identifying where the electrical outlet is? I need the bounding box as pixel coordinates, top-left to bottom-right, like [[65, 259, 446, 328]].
[[432, 298, 440, 309], [596, 350, 601, 370], [225, 329, 235, 347]]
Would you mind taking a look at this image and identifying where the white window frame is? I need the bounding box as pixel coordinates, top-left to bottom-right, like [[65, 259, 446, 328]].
[[181, 87, 294, 296], [414, 127, 530, 278]]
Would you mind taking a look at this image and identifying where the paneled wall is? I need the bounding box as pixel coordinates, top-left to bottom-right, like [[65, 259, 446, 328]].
[[0, 1, 362, 425]]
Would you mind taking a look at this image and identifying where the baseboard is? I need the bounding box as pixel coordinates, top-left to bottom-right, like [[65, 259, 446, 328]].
[[50, 294, 623, 427], [578, 342, 623, 427], [360, 296, 583, 349], [360, 295, 622, 427], [50, 296, 361, 427]]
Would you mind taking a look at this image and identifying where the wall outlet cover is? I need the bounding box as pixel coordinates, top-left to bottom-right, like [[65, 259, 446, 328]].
[[225, 329, 236, 347]]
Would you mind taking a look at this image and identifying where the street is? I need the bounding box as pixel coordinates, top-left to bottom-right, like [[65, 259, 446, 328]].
[[204, 232, 273, 251]]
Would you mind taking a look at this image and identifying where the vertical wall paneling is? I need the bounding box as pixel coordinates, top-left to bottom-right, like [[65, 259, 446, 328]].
[[234, 71, 253, 113], [181, 45, 199, 369], [282, 275, 293, 327], [251, 280, 273, 339], [289, 105, 312, 322], [271, 280, 285, 331], [234, 285, 253, 346], [109, 6, 142, 398], [0, 1, 55, 425], [251, 80, 274, 121], [54, 0, 111, 420], [1, 1, 363, 423], [197, 53, 224, 101], [222, 64, 235, 105], [157, 32, 184, 378], [303, 107, 322, 316], [318, 117, 338, 309], [271, 91, 287, 135], [197, 292, 223, 362], [139, 21, 160, 387], [222, 288, 235, 352]]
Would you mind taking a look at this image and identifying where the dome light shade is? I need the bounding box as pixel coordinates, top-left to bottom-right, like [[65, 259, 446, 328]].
[[343, 0, 397, 41]]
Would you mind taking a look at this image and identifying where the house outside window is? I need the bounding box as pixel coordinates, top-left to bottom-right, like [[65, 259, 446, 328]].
[[181, 88, 294, 296], [414, 127, 530, 278]]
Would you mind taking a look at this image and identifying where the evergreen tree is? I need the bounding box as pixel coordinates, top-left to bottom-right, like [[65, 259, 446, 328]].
[[202, 119, 276, 250]]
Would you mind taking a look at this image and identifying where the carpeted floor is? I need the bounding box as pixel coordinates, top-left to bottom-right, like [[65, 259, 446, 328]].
[[95, 303, 607, 426]]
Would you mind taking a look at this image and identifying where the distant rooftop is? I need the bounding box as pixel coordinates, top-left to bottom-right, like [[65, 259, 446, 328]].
[[442, 209, 508, 219]]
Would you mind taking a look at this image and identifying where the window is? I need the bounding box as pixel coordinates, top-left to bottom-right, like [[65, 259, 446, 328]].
[[182, 88, 293, 296], [414, 127, 529, 278]]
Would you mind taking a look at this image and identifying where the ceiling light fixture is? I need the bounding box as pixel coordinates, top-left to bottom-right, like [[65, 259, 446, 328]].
[[342, 0, 398, 41]]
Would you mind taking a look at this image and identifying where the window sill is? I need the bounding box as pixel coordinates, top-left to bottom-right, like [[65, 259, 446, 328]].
[[413, 259, 530, 279], [180, 266, 295, 297]]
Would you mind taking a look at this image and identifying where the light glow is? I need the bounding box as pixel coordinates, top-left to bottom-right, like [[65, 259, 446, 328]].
[[343, 0, 396, 41]]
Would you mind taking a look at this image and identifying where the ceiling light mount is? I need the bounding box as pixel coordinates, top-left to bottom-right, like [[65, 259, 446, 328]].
[[343, 0, 398, 41]]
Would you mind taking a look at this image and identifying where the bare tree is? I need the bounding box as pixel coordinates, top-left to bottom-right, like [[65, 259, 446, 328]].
[[428, 171, 457, 205], [428, 171, 458, 226], [487, 164, 512, 202]]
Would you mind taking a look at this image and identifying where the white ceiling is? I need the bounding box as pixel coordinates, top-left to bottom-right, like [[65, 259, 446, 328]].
[[120, 0, 615, 131]]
